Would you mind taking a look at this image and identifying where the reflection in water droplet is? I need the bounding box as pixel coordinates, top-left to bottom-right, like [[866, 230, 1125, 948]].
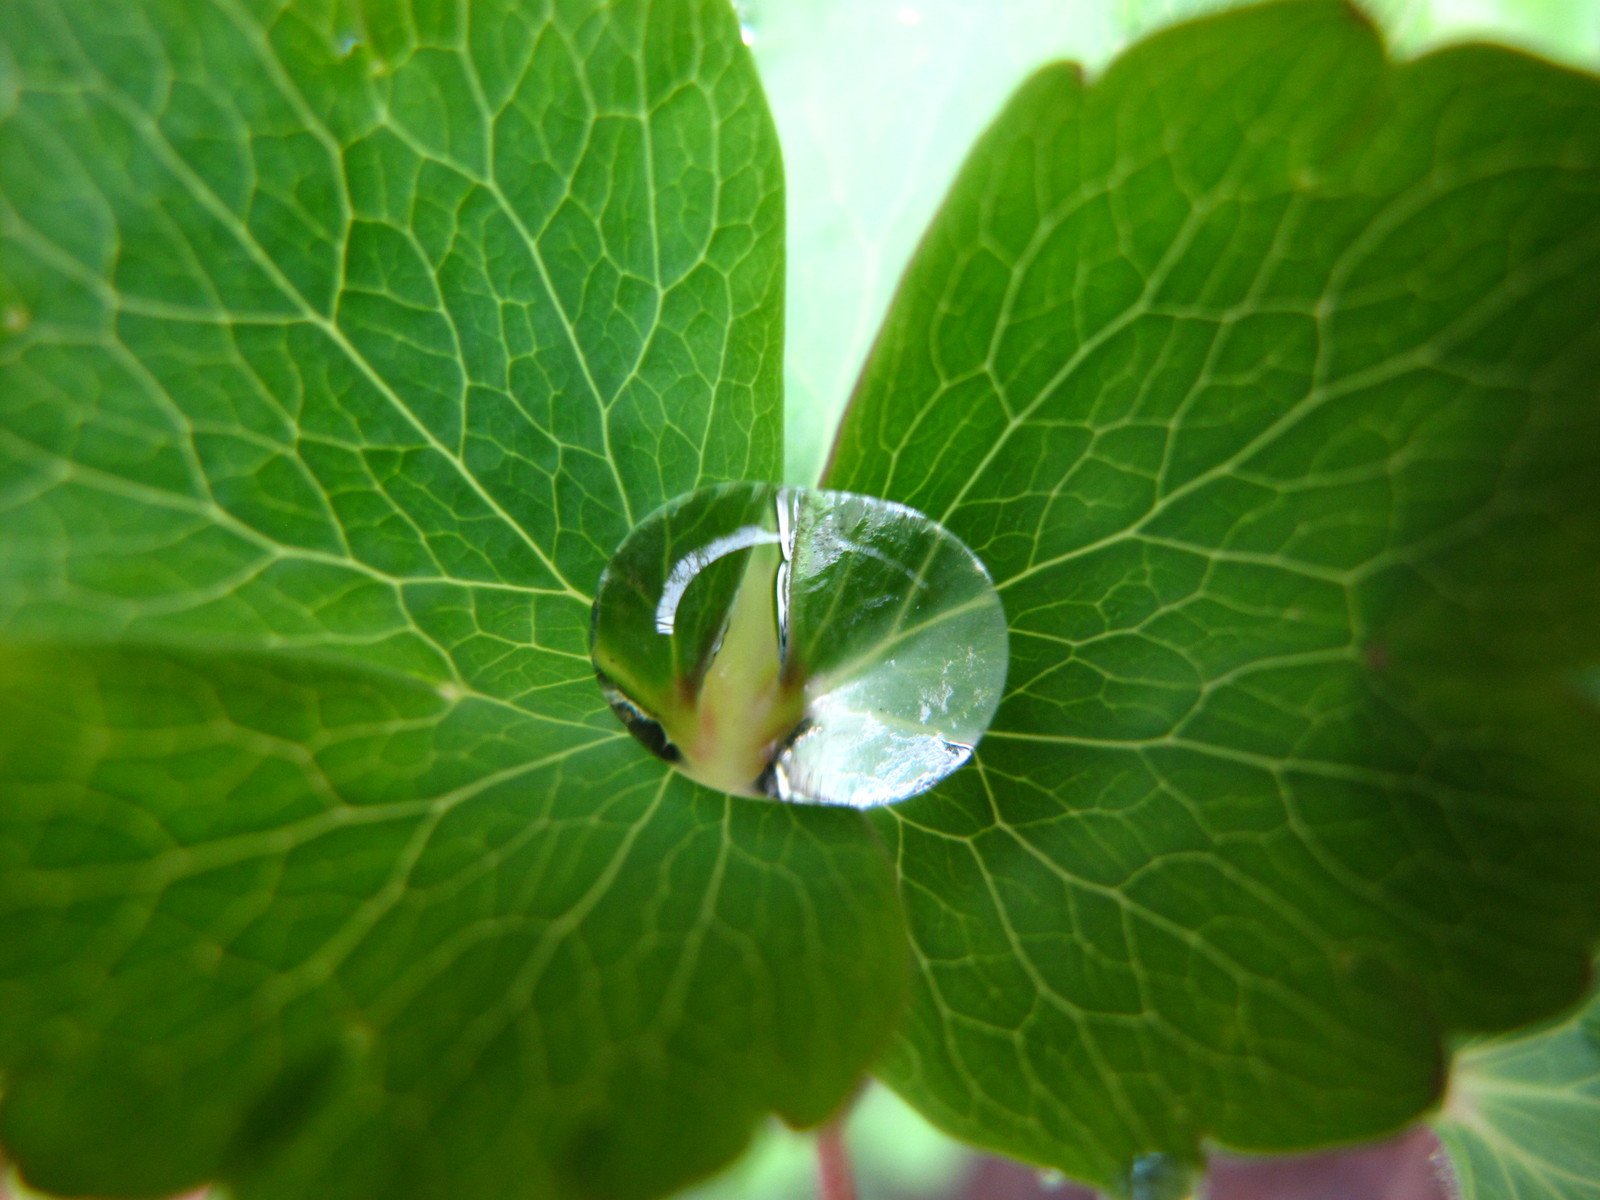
[[591, 483, 1008, 808], [654, 524, 781, 634]]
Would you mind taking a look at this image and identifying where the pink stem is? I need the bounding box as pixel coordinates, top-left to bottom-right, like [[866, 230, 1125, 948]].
[[816, 1117, 857, 1200]]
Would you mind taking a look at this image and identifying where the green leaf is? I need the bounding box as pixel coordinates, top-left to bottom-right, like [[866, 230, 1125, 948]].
[[1435, 977, 1600, 1200], [0, 2, 904, 1197], [825, 0, 1600, 1188]]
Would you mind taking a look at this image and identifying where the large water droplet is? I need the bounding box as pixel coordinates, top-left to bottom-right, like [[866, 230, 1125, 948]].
[[591, 483, 1007, 808]]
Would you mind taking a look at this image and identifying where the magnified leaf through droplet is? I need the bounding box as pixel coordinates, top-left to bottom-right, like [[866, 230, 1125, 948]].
[[591, 483, 1008, 808]]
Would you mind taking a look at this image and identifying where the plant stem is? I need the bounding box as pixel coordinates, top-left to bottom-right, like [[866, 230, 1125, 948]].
[[816, 1116, 857, 1200], [675, 543, 806, 796]]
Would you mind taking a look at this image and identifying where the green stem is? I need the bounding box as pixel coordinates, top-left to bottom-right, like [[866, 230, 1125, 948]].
[[668, 544, 806, 796]]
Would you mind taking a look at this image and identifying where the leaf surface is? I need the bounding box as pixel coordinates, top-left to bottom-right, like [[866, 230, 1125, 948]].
[[825, 1, 1600, 1187], [0, 2, 903, 1197]]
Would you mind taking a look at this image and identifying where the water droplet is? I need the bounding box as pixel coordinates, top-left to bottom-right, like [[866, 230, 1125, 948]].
[[1122, 1153, 1201, 1200], [2, 304, 30, 334], [734, 3, 758, 46], [335, 30, 361, 58], [591, 483, 1008, 808], [1037, 1168, 1071, 1191]]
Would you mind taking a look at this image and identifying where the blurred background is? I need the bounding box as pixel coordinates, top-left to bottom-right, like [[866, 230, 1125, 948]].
[[681, 1084, 1451, 1200]]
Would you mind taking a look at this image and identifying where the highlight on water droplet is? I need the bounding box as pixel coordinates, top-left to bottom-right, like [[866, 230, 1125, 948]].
[[590, 483, 1008, 808], [734, 2, 757, 45]]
